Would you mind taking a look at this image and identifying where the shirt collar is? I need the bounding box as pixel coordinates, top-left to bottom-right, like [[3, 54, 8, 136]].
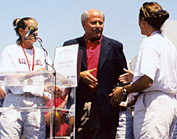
[[84, 35, 103, 44], [150, 31, 161, 36]]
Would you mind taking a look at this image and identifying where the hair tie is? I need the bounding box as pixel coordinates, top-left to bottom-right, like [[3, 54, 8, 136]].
[[157, 10, 163, 14], [15, 18, 21, 26]]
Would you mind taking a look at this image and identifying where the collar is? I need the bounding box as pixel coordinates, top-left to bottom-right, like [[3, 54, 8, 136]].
[[150, 31, 161, 36], [84, 35, 103, 44]]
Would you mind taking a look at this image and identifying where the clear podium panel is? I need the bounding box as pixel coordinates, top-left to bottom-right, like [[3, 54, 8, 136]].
[[0, 70, 54, 110], [0, 71, 52, 86], [45, 87, 75, 139], [0, 70, 75, 139]]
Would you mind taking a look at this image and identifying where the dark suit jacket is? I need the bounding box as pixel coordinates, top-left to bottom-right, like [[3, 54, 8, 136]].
[[63, 35, 127, 136]]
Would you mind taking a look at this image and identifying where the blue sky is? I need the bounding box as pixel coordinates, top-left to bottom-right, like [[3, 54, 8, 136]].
[[0, 0, 177, 62]]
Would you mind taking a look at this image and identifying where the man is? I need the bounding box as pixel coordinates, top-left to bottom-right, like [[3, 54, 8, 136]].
[[63, 9, 127, 139]]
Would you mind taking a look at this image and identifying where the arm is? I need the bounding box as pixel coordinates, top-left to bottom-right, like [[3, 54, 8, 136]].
[[126, 75, 153, 93], [0, 86, 6, 99], [110, 75, 153, 104], [68, 104, 75, 134], [69, 116, 74, 133], [44, 110, 60, 125]]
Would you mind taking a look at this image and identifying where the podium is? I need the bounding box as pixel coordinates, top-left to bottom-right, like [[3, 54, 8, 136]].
[[0, 70, 75, 139]]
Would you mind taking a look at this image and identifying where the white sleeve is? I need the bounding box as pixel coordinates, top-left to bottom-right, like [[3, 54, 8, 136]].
[[0, 48, 16, 72], [134, 41, 159, 81]]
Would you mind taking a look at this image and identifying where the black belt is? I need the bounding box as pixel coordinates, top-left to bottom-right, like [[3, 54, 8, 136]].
[[16, 92, 37, 97], [8, 90, 37, 97]]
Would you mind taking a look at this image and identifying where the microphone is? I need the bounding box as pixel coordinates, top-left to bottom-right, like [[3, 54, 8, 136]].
[[24, 26, 36, 40]]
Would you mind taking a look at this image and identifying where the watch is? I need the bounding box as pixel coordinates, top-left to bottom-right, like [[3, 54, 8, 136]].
[[122, 86, 127, 95]]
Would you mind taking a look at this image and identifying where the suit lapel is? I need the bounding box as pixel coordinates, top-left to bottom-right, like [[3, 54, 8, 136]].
[[98, 37, 111, 75], [79, 37, 87, 70], [82, 44, 87, 70], [80, 36, 111, 73]]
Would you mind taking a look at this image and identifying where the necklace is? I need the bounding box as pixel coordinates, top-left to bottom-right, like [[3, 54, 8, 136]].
[[21, 45, 35, 71]]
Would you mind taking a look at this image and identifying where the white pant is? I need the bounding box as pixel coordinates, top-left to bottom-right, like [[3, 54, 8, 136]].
[[173, 120, 177, 139], [117, 109, 134, 139], [134, 92, 177, 139], [0, 93, 46, 139]]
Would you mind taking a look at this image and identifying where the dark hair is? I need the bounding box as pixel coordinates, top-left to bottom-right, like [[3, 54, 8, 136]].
[[13, 17, 34, 44], [139, 2, 169, 30]]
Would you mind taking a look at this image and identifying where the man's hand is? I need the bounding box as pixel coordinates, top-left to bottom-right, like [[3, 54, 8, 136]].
[[109, 87, 124, 105], [80, 68, 98, 88], [119, 68, 134, 84]]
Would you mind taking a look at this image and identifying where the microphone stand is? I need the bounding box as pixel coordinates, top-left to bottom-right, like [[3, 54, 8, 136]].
[[36, 36, 48, 70], [35, 36, 56, 76], [35, 35, 57, 139]]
